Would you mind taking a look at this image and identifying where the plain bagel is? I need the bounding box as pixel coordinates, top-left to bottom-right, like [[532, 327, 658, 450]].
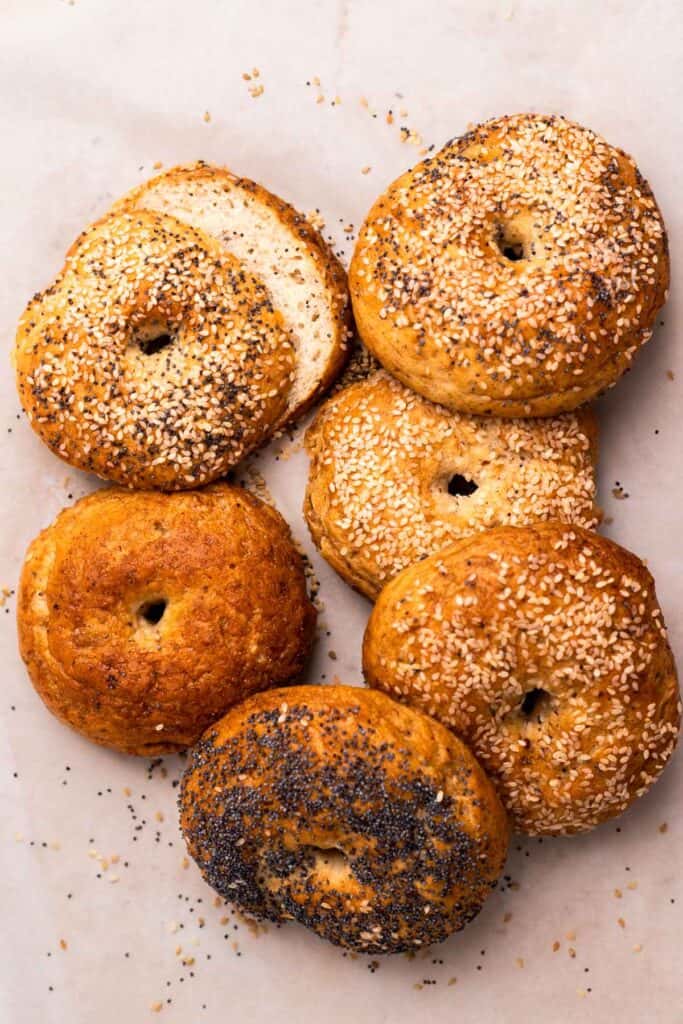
[[17, 484, 316, 754]]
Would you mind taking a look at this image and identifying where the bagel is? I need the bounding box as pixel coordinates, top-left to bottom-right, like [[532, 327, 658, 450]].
[[304, 371, 599, 598], [115, 162, 352, 425], [350, 113, 669, 417], [17, 484, 316, 755], [363, 524, 680, 835], [179, 685, 509, 953], [14, 210, 295, 490]]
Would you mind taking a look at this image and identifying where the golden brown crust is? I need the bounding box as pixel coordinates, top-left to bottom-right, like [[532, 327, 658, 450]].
[[17, 484, 316, 755], [363, 524, 680, 835], [179, 685, 509, 953], [304, 372, 600, 599], [115, 162, 353, 425], [350, 113, 669, 417], [15, 210, 295, 490]]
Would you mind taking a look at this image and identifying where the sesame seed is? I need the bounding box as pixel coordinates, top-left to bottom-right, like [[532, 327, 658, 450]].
[[306, 372, 599, 598], [14, 209, 295, 490], [351, 113, 668, 415], [364, 522, 680, 835]]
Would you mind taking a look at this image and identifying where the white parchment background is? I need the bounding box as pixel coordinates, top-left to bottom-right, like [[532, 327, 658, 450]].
[[0, 2, 681, 1021]]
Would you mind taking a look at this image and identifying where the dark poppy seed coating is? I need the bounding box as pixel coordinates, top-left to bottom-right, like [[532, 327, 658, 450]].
[[179, 686, 509, 954]]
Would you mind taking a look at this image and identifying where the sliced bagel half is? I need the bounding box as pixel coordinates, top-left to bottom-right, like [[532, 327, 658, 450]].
[[114, 162, 352, 426]]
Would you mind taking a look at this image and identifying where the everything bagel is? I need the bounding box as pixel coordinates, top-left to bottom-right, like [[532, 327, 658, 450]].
[[350, 113, 669, 417], [14, 210, 295, 489]]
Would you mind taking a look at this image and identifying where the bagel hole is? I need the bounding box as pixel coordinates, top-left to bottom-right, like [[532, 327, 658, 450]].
[[448, 473, 478, 498], [520, 687, 552, 721], [502, 242, 524, 262], [137, 332, 174, 356], [496, 224, 527, 262], [304, 845, 349, 875], [138, 599, 167, 625]]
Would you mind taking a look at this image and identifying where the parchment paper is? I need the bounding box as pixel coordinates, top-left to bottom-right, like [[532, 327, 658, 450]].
[[1, 2, 681, 1021]]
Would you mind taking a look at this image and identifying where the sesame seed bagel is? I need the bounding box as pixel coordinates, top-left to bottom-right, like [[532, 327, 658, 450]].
[[179, 685, 509, 954], [114, 162, 352, 425], [363, 524, 680, 835], [17, 484, 316, 755], [14, 210, 295, 489], [350, 113, 669, 417], [304, 371, 599, 599]]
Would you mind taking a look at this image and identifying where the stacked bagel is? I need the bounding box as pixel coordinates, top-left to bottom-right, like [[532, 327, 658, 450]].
[[14, 115, 680, 958], [15, 163, 351, 489]]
